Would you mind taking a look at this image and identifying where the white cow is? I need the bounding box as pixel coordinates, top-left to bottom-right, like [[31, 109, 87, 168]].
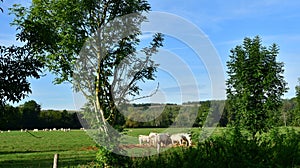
[[33, 129, 38, 132], [138, 135, 150, 145], [170, 134, 183, 145], [149, 132, 158, 146], [170, 133, 192, 146]]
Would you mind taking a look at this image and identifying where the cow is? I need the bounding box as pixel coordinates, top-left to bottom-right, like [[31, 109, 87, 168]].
[[156, 133, 171, 147], [149, 132, 158, 146], [170, 133, 183, 145], [170, 133, 192, 146], [138, 135, 150, 145]]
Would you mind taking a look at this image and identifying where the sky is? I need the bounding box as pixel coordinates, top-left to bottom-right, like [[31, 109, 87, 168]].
[[1, 0, 300, 110]]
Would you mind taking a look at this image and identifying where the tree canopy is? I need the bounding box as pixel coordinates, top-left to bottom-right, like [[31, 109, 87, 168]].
[[0, 45, 43, 106], [10, 0, 164, 149], [295, 78, 300, 111], [0, 1, 43, 106], [0, 100, 81, 130], [226, 36, 288, 137]]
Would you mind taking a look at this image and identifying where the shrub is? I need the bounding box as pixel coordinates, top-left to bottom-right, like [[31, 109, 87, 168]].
[[95, 127, 300, 167], [96, 146, 131, 168]]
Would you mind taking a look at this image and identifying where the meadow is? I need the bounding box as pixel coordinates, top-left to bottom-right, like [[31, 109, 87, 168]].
[[0, 127, 217, 167], [0, 130, 98, 168], [0, 127, 299, 167]]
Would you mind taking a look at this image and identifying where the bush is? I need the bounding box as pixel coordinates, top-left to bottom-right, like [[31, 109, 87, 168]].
[[96, 146, 131, 168], [95, 128, 300, 167]]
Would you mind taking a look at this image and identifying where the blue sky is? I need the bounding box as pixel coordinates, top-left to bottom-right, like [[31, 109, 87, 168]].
[[1, 0, 300, 110]]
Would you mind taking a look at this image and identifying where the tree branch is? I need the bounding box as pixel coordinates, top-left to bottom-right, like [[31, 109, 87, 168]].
[[130, 82, 160, 102]]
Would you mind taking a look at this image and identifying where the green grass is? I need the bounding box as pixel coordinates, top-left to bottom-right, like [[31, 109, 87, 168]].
[[0, 128, 210, 167], [1, 127, 299, 167], [0, 130, 97, 168]]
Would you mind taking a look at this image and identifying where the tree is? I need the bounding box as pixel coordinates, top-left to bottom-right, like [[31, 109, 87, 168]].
[[0, 2, 43, 106], [0, 104, 21, 130], [295, 78, 300, 111], [194, 101, 210, 127], [11, 0, 163, 151], [226, 36, 288, 137], [20, 100, 41, 129], [280, 99, 295, 126], [294, 78, 300, 125], [0, 46, 43, 106]]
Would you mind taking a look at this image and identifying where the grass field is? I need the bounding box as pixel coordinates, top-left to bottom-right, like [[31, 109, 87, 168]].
[[0, 127, 219, 167], [0, 127, 299, 167], [0, 130, 98, 168]]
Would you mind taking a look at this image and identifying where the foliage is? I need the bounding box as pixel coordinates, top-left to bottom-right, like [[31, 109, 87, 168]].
[[0, 100, 81, 130], [96, 146, 131, 168], [10, 1, 164, 144], [294, 78, 300, 125], [129, 127, 300, 168], [123, 104, 179, 128], [280, 98, 299, 126], [0, 3, 43, 106], [123, 101, 226, 128], [39, 109, 82, 129], [0, 104, 21, 130], [10, 1, 162, 164], [1, 99, 299, 130], [20, 100, 41, 129], [226, 36, 288, 137], [0, 46, 43, 105]]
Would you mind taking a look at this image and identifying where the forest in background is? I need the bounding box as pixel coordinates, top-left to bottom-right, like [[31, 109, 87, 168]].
[[0, 98, 299, 130], [0, 100, 81, 130]]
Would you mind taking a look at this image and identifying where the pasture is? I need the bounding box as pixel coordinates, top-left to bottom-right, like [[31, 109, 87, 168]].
[[0, 130, 97, 167], [0, 127, 220, 167], [0, 127, 299, 167]]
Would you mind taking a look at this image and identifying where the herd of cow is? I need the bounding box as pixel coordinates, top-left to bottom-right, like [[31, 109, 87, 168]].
[[0, 128, 73, 133], [138, 132, 192, 148]]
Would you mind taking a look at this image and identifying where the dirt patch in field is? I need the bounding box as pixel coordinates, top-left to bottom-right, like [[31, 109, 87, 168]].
[[80, 144, 191, 151], [119, 144, 151, 149], [80, 146, 99, 151], [119, 144, 183, 149]]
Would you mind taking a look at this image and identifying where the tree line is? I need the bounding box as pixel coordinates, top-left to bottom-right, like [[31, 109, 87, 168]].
[[1, 97, 299, 130], [123, 98, 300, 128], [0, 100, 81, 130]]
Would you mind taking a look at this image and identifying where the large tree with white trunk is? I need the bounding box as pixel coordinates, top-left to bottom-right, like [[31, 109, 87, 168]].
[[11, 0, 163, 145]]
